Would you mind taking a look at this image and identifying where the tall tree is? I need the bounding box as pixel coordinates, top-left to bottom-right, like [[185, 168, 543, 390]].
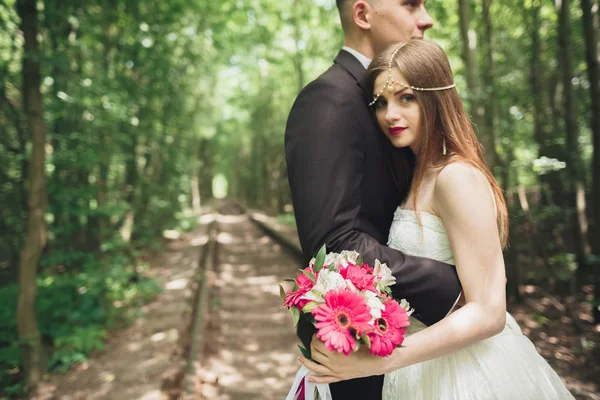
[[557, 0, 591, 268], [580, 0, 600, 322], [480, 0, 501, 173], [16, 0, 46, 392], [291, 0, 306, 93], [458, 0, 497, 166]]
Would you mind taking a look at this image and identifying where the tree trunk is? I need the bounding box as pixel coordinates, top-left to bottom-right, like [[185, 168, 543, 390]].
[[481, 0, 501, 172], [89, 0, 119, 251], [529, 0, 563, 203], [458, 0, 496, 167], [580, 0, 600, 322], [45, 1, 74, 250], [191, 175, 201, 212], [198, 138, 214, 201], [16, 0, 46, 392], [503, 149, 522, 303], [292, 0, 305, 93], [557, 0, 591, 270]]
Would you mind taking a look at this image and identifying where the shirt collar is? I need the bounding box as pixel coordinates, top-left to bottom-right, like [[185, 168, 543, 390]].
[[341, 46, 372, 70]]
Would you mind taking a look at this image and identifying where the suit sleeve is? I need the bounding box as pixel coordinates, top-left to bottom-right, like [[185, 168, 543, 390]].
[[285, 80, 461, 342]]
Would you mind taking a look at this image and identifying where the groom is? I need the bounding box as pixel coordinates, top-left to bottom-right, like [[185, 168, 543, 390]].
[[285, 0, 461, 399]]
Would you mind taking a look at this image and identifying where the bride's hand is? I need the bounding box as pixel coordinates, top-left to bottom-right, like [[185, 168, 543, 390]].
[[298, 334, 393, 384]]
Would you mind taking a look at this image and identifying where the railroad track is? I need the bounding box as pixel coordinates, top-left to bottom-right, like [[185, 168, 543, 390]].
[[164, 199, 303, 400]]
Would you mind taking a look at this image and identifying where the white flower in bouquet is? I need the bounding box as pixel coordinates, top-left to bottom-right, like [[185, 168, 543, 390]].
[[324, 252, 341, 267], [373, 259, 396, 291], [303, 268, 346, 303], [338, 250, 360, 266], [362, 289, 384, 323], [399, 298, 415, 316]]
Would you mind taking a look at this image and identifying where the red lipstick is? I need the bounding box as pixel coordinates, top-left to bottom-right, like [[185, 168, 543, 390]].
[[389, 127, 407, 136]]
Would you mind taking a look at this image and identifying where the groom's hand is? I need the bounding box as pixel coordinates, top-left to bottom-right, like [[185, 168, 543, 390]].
[[298, 334, 392, 384]]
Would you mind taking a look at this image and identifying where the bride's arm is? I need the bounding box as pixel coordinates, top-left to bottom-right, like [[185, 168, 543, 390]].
[[382, 163, 507, 367], [301, 163, 507, 382]]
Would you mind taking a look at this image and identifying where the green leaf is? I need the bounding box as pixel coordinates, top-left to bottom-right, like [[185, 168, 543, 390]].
[[284, 278, 296, 282], [298, 345, 312, 360], [279, 284, 286, 303], [356, 254, 363, 266], [291, 306, 300, 326], [305, 313, 317, 325], [314, 244, 327, 272], [302, 269, 316, 282], [302, 301, 319, 313], [362, 334, 371, 348]]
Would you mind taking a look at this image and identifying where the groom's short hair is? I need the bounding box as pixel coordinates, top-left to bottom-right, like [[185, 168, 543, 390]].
[[337, 0, 374, 33], [336, 0, 354, 32]]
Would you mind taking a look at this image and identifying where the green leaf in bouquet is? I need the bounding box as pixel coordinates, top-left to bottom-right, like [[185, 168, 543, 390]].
[[314, 244, 327, 272], [302, 301, 319, 313], [356, 254, 363, 266], [291, 306, 301, 326], [279, 284, 287, 303], [305, 313, 316, 325], [284, 278, 296, 283], [302, 269, 316, 282], [298, 345, 312, 360], [362, 334, 372, 348]]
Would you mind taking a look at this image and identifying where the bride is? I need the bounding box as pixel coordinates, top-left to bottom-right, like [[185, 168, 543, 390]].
[[299, 40, 574, 399]]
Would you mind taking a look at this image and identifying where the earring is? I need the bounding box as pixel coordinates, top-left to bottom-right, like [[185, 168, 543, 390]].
[[443, 138, 447, 155]]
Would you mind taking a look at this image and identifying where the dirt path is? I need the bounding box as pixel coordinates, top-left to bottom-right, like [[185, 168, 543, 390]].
[[194, 212, 301, 400], [38, 214, 215, 400]]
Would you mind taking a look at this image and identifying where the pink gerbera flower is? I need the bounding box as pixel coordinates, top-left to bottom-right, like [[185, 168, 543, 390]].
[[340, 265, 376, 292], [362, 264, 374, 274], [366, 299, 410, 357], [284, 270, 314, 310], [312, 289, 372, 355]]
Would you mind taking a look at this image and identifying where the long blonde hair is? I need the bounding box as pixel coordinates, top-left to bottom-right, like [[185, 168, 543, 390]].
[[366, 40, 509, 247]]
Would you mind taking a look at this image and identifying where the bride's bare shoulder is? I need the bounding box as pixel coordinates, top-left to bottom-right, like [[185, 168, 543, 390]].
[[435, 162, 487, 187], [432, 162, 493, 214]]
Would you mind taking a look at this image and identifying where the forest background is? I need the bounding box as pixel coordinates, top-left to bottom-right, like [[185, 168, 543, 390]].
[[0, 0, 599, 397]]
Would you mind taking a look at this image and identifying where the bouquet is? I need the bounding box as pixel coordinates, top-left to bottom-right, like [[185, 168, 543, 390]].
[[281, 245, 413, 400]]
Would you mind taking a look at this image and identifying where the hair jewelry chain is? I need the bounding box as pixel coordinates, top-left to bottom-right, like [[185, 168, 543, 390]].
[[369, 45, 456, 107]]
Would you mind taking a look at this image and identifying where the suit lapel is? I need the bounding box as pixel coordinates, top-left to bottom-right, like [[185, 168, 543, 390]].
[[334, 50, 368, 92]]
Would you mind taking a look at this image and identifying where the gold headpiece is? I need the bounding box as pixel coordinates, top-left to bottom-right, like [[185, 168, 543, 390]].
[[369, 44, 456, 107]]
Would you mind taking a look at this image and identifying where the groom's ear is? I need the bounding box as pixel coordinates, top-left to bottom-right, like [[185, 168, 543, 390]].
[[352, 1, 372, 31]]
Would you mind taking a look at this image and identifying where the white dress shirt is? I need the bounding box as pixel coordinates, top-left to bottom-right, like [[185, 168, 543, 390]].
[[342, 46, 372, 70]]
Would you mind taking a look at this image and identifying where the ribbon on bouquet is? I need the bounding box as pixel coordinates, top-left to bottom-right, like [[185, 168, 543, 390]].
[[285, 365, 332, 400]]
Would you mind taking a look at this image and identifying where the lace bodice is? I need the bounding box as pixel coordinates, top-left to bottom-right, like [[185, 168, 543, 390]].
[[387, 208, 454, 265]]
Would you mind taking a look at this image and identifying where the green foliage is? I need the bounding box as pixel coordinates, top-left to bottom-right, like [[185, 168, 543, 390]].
[[49, 326, 106, 372], [549, 253, 578, 282], [276, 214, 296, 226], [0, 253, 160, 397]]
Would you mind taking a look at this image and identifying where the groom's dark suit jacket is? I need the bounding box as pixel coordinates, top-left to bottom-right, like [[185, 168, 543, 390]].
[[285, 50, 461, 399]]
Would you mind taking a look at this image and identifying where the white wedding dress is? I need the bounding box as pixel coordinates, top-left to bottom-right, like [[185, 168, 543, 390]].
[[384, 208, 575, 400]]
